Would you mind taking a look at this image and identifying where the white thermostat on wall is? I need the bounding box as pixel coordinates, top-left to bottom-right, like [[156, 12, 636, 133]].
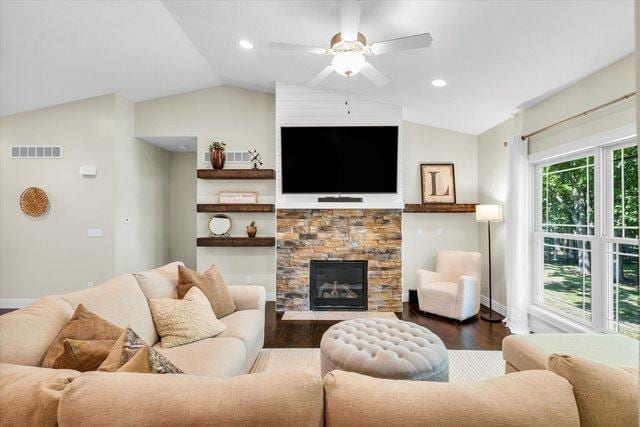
[[79, 166, 97, 177]]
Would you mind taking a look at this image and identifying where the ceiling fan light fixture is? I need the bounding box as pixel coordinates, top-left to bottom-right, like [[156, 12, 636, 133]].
[[238, 39, 254, 49], [331, 52, 365, 77]]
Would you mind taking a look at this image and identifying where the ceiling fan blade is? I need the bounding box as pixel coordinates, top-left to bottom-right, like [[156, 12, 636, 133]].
[[340, 0, 361, 41], [369, 33, 433, 55], [268, 42, 327, 55], [360, 62, 390, 87], [308, 65, 335, 87]]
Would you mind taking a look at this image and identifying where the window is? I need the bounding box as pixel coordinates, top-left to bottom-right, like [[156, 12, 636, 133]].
[[534, 140, 638, 338]]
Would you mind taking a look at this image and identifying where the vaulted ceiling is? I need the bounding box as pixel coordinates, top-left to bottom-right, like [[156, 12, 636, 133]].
[[1, 0, 634, 135]]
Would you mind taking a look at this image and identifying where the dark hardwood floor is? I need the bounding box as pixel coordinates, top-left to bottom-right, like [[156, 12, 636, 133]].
[[265, 301, 510, 350], [2, 301, 510, 351]]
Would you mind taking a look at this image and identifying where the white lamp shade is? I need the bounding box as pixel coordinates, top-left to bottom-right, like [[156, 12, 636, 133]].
[[476, 204, 503, 222]]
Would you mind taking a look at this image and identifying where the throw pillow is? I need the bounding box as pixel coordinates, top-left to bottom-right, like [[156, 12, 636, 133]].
[[55, 339, 116, 372], [42, 304, 122, 368], [134, 270, 178, 300], [98, 327, 183, 374], [116, 346, 152, 373], [149, 286, 227, 348], [547, 353, 639, 427], [177, 264, 236, 318]]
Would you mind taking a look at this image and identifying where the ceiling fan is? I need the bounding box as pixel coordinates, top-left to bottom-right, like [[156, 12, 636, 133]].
[[268, 1, 432, 87]]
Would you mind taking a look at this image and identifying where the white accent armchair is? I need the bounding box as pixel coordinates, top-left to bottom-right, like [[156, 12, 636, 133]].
[[416, 250, 482, 321]]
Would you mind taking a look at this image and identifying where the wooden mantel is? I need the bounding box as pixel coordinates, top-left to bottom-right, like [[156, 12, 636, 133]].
[[403, 203, 477, 213]]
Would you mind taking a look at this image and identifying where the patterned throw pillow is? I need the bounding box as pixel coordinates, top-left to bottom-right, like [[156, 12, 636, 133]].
[[149, 286, 227, 348], [98, 327, 183, 374], [43, 304, 122, 369], [177, 265, 236, 318]]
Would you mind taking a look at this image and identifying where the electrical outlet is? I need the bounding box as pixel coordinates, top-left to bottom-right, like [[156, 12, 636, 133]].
[[246, 276, 252, 284], [417, 228, 424, 236], [436, 228, 443, 236], [87, 228, 103, 237]]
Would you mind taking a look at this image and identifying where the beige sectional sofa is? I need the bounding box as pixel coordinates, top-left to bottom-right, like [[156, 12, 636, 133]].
[[0, 262, 266, 377], [1, 262, 637, 426]]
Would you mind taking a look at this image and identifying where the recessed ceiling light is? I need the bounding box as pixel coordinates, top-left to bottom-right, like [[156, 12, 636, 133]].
[[431, 79, 447, 87], [238, 40, 254, 50]]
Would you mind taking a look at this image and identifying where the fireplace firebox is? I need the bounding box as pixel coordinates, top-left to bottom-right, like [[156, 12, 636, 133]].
[[309, 260, 367, 310]]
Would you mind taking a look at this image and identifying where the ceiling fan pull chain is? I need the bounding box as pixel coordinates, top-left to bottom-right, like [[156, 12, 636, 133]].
[[345, 78, 351, 116]]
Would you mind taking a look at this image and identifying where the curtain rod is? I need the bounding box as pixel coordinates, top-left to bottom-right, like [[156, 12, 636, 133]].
[[520, 91, 636, 141]]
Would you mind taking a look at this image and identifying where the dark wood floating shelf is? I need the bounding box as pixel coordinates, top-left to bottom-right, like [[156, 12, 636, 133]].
[[197, 237, 275, 247], [404, 203, 477, 213], [197, 204, 275, 213], [197, 169, 275, 180]]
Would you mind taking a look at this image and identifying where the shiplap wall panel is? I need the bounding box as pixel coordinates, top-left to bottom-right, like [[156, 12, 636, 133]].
[[275, 83, 403, 209]]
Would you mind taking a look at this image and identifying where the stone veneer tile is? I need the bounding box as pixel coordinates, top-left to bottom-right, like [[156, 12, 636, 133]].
[[276, 209, 402, 312]]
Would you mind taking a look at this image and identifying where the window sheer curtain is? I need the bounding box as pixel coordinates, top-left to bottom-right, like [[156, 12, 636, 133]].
[[504, 136, 531, 334]]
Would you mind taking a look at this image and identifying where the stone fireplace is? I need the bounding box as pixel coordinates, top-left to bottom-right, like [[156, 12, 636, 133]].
[[276, 209, 402, 312]]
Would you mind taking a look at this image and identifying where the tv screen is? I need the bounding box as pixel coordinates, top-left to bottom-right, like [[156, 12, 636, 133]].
[[281, 126, 398, 194]]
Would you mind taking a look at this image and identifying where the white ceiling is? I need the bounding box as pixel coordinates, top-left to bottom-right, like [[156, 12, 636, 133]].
[[0, 1, 221, 117], [137, 136, 197, 152], [1, 1, 634, 135]]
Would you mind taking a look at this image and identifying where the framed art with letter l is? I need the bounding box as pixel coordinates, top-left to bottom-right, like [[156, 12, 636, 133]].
[[420, 163, 456, 204]]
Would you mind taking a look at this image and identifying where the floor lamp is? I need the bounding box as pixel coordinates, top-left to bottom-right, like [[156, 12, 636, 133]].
[[476, 204, 504, 323]]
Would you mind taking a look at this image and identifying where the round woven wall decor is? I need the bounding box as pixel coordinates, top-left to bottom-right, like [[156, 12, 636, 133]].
[[20, 187, 49, 219]]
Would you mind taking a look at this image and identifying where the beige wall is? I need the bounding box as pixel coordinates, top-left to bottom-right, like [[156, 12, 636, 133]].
[[169, 152, 196, 269], [136, 85, 276, 296], [477, 54, 636, 306], [0, 93, 176, 302], [114, 94, 171, 274], [0, 95, 118, 299], [402, 121, 479, 292]]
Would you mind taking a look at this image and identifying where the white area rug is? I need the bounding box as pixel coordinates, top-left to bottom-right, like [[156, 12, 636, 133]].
[[282, 311, 398, 321], [250, 348, 505, 382]]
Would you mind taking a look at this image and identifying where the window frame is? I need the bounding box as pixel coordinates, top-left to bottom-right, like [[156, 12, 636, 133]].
[[530, 133, 637, 335]]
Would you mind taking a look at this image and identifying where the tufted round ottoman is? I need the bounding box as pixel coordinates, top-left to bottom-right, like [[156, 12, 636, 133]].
[[320, 318, 448, 381]]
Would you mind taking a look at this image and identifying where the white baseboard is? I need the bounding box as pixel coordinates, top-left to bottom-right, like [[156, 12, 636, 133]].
[[402, 290, 409, 302], [266, 291, 276, 302], [0, 299, 35, 309], [480, 295, 507, 316]]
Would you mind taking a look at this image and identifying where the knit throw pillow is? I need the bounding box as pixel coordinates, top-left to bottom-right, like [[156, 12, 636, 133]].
[[149, 286, 227, 348]]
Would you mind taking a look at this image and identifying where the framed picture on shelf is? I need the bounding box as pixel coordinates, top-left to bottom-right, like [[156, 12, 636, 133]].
[[218, 191, 258, 204], [420, 163, 456, 204]]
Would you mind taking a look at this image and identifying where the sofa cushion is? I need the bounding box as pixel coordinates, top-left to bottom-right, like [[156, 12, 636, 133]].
[[153, 337, 246, 378], [61, 274, 159, 346], [0, 363, 80, 426], [177, 265, 236, 318], [134, 261, 184, 300], [548, 354, 639, 427], [323, 369, 580, 426], [502, 333, 639, 371], [0, 296, 73, 366], [217, 309, 265, 372], [42, 304, 123, 369], [58, 369, 323, 426], [149, 287, 227, 348]]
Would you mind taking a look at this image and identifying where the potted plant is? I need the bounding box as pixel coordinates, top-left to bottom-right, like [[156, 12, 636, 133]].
[[209, 141, 226, 169], [246, 220, 257, 238]]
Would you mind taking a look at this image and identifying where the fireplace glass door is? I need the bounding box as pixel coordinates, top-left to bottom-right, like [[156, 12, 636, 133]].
[[310, 260, 367, 310]]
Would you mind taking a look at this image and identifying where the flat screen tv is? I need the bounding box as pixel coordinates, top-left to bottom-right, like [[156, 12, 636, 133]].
[[280, 126, 398, 194]]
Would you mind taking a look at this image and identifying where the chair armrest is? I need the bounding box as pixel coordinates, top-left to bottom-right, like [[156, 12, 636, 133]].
[[416, 270, 442, 288], [455, 275, 481, 319], [228, 285, 266, 313]]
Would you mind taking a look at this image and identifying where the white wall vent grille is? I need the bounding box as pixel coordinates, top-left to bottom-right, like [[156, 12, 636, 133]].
[[202, 150, 250, 164], [11, 146, 63, 159]]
